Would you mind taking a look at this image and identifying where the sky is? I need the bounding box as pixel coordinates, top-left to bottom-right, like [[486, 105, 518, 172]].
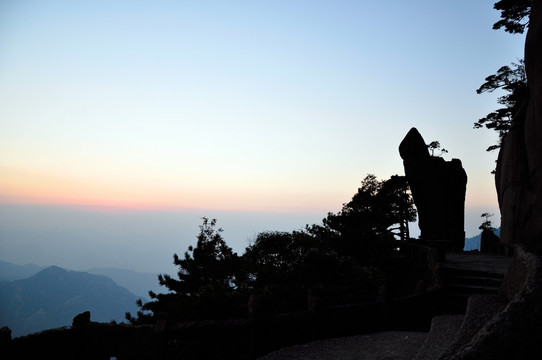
[[0, 1, 526, 273]]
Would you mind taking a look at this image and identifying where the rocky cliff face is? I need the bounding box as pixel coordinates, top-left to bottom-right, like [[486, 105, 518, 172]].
[[496, 1, 542, 249]]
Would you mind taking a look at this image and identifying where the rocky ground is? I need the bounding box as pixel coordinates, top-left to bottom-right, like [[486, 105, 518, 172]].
[[257, 331, 427, 360]]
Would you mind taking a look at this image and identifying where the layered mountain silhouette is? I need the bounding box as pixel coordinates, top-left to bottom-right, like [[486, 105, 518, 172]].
[[0, 266, 142, 337], [0, 259, 161, 298], [0, 260, 45, 282], [87, 267, 161, 298]]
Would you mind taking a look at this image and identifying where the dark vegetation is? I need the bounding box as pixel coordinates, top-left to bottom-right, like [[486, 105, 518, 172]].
[[492, 0, 531, 34], [126, 174, 418, 325], [474, 60, 527, 152], [474, 1, 531, 155]]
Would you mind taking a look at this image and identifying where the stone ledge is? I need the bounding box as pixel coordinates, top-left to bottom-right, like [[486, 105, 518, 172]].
[[442, 245, 542, 360]]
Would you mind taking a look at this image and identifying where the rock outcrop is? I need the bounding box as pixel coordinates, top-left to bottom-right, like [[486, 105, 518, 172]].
[[496, 0, 542, 250], [399, 128, 467, 251], [480, 229, 502, 254], [72, 311, 91, 327]]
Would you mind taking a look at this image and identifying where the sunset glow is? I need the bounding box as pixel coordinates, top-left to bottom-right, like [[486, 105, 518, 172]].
[[0, 164, 351, 213], [0, 0, 525, 256]]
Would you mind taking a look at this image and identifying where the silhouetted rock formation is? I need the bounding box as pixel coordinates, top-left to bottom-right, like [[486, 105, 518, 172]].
[[496, 1, 542, 251], [480, 229, 502, 254], [72, 311, 91, 327], [0, 326, 11, 345], [399, 128, 467, 251]]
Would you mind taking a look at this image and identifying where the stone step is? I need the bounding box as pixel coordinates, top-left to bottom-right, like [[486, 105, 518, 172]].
[[440, 267, 506, 280], [413, 314, 464, 360], [441, 253, 512, 278], [446, 283, 501, 294], [445, 275, 503, 288], [439, 265, 506, 313]]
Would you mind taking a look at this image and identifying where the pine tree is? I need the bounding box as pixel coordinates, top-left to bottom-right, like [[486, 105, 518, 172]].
[[126, 218, 243, 324]]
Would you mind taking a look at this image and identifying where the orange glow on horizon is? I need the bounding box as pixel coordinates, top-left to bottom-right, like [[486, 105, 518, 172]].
[[0, 165, 341, 214], [1, 165, 499, 215]]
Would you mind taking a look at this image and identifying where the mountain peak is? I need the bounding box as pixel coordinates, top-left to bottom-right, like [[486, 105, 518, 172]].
[[35, 265, 68, 277], [0, 265, 141, 337]]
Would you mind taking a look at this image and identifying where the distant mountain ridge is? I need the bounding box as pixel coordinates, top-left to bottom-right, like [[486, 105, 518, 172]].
[[0, 260, 45, 282], [0, 266, 142, 337], [88, 267, 161, 298], [0, 259, 161, 298]]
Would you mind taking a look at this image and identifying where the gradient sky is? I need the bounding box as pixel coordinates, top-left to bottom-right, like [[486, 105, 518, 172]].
[[0, 1, 527, 272]]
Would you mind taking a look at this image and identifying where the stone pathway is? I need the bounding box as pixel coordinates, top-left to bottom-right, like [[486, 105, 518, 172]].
[[442, 252, 512, 275], [257, 331, 427, 360], [258, 252, 513, 360], [413, 315, 464, 360], [439, 252, 511, 313]]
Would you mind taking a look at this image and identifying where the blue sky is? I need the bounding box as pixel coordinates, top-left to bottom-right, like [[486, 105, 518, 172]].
[[0, 1, 525, 272]]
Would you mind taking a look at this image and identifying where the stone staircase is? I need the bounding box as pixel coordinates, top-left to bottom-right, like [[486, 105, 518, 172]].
[[414, 252, 513, 360], [439, 266, 505, 314]]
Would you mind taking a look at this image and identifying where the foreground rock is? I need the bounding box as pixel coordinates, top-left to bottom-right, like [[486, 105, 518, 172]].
[[257, 331, 427, 360]]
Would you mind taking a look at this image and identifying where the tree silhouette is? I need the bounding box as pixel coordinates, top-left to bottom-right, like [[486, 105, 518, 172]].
[[493, 0, 531, 34], [473, 2, 531, 172], [479, 212, 495, 231], [127, 218, 244, 324], [128, 175, 417, 322], [237, 174, 416, 313], [243, 230, 327, 312], [381, 175, 417, 241], [474, 60, 528, 152], [427, 141, 448, 157], [313, 174, 416, 263], [243, 229, 386, 312]]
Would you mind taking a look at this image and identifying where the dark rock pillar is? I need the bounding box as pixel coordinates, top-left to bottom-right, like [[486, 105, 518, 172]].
[[399, 128, 467, 251], [496, 1, 542, 250]]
